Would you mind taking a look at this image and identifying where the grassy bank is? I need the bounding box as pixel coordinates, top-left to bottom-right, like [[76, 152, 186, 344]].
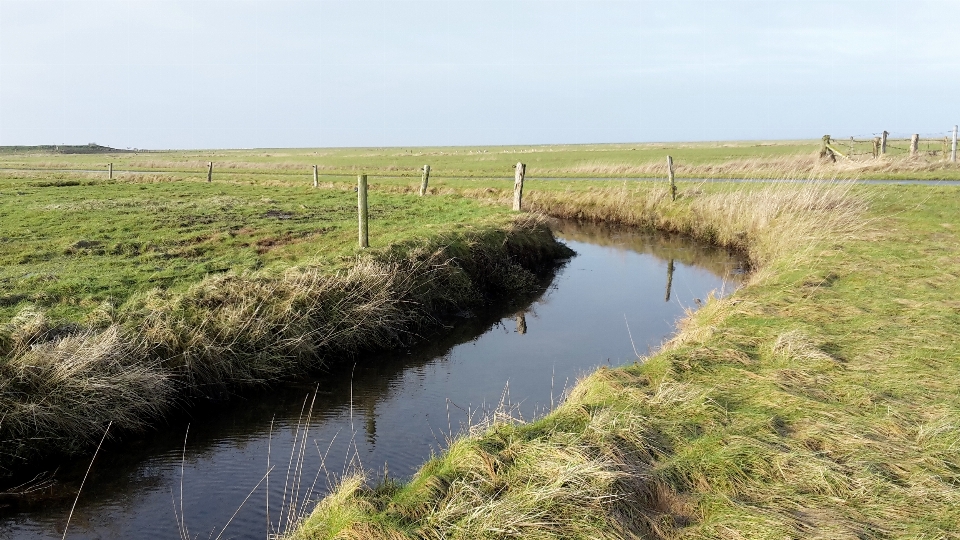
[[2, 139, 959, 181], [290, 179, 960, 538], [0, 170, 572, 468]]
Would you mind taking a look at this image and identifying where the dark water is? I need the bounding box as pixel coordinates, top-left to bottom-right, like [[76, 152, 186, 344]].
[[0, 220, 744, 540]]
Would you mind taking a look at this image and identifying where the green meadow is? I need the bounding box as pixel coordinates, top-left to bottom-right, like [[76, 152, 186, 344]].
[[1, 143, 959, 537]]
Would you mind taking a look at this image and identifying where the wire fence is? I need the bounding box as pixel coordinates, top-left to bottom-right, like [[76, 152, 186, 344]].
[[824, 128, 958, 160]]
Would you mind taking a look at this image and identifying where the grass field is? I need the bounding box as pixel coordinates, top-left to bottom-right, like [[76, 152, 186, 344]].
[[3, 145, 959, 537], [0, 175, 511, 322], [0, 163, 572, 466], [2, 138, 959, 181]]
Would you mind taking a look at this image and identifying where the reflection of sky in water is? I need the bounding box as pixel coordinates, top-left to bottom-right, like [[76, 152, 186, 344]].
[[1, 222, 742, 540]]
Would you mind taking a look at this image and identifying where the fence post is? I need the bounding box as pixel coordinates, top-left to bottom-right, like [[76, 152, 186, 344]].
[[910, 134, 919, 157], [419, 165, 430, 196], [313, 165, 318, 188], [873, 137, 881, 158], [207, 162, 213, 182], [513, 162, 525, 211], [667, 155, 676, 201], [358, 174, 369, 249], [108, 163, 113, 179], [953, 125, 958, 163], [850, 136, 855, 155], [880, 131, 888, 155]]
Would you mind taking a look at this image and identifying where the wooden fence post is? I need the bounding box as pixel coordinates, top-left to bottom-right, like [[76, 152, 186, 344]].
[[358, 174, 369, 248], [313, 165, 318, 188], [419, 165, 430, 196], [952, 125, 958, 163], [207, 162, 213, 182], [513, 162, 525, 211], [910, 134, 919, 157], [880, 131, 888, 155], [873, 137, 881, 158], [850, 136, 855, 155], [667, 156, 676, 201], [108, 163, 113, 179]]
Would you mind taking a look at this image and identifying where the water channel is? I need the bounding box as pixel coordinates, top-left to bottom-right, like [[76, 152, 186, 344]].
[[0, 220, 745, 539]]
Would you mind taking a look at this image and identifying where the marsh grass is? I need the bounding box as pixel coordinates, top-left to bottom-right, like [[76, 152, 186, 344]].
[[288, 178, 960, 538], [0, 213, 572, 466]]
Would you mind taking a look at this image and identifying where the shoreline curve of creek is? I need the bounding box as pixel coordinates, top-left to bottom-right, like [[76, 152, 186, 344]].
[[0, 215, 574, 471]]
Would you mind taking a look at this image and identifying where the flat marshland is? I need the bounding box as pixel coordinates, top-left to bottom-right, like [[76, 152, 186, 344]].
[[2, 141, 959, 538]]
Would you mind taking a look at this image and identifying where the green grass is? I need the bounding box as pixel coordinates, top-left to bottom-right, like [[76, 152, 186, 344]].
[[0, 174, 510, 322], [0, 164, 573, 466], [3, 146, 959, 536], [288, 179, 960, 539]]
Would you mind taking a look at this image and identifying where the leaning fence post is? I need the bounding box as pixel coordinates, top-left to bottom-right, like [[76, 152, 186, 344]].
[[910, 134, 919, 157], [880, 131, 888, 155], [667, 155, 676, 201], [419, 165, 430, 196], [513, 162, 525, 211], [207, 162, 213, 182], [952, 125, 958, 163], [108, 163, 113, 179], [358, 174, 369, 248], [313, 165, 319, 188]]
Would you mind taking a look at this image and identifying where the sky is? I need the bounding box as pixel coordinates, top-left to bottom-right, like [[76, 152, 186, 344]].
[[0, 0, 958, 149]]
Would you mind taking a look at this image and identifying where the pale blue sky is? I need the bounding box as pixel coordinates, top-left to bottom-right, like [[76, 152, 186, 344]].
[[1, 0, 957, 149]]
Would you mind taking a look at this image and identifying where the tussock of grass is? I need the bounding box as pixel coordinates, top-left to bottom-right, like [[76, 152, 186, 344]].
[[0, 215, 572, 467]]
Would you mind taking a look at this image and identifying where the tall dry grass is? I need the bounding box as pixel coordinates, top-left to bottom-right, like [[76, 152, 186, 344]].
[[547, 152, 957, 179], [0, 215, 572, 467]]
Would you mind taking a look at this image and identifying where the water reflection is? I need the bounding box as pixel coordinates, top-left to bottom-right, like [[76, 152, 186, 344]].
[[665, 259, 675, 302], [1, 220, 744, 540]]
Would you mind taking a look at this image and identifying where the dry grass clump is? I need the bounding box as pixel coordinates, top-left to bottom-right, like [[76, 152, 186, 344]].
[[0, 327, 172, 461], [0, 216, 571, 466], [549, 152, 959, 179], [292, 368, 702, 540]]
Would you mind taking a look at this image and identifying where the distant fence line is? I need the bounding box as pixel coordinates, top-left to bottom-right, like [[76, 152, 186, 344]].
[[822, 127, 958, 161]]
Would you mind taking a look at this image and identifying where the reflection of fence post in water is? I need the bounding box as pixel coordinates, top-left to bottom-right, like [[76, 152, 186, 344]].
[[664, 259, 675, 302], [516, 313, 527, 334], [365, 400, 376, 445]]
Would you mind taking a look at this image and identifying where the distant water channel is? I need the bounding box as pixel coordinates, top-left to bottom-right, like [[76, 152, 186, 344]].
[[0, 220, 745, 540]]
